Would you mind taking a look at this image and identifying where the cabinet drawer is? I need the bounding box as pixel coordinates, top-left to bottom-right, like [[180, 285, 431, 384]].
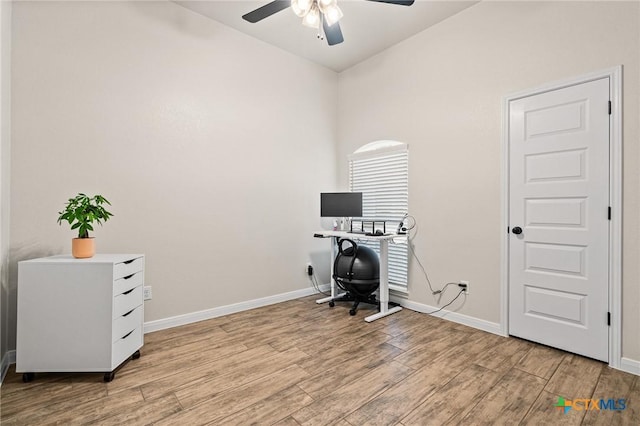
[[112, 326, 142, 367], [113, 305, 142, 343], [113, 285, 142, 319], [113, 271, 143, 296], [113, 257, 144, 280]]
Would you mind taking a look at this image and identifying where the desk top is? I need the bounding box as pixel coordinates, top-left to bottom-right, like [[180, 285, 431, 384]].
[[314, 230, 407, 242]]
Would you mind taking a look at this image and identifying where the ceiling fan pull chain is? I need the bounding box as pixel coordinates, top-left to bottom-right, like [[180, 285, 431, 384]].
[[318, 11, 325, 41]]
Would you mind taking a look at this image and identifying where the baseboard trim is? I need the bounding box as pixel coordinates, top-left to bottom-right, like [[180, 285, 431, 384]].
[[144, 284, 330, 334], [1, 350, 16, 386], [4, 288, 636, 383], [391, 296, 504, 337], [0, 284, 332, 385], [620, 357, 640, 375]]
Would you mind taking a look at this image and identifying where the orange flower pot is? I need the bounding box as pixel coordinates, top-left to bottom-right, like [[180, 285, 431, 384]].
[[72, 238, 95, 259]]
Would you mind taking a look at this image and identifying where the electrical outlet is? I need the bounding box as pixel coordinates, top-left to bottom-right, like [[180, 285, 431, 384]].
[[460, 280, 470, 295], [306, 263, 314, 276], [143, 286, 152, 300]]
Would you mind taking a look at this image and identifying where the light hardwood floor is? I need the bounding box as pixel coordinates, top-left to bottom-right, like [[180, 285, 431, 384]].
[[1, 295, 638, 425]]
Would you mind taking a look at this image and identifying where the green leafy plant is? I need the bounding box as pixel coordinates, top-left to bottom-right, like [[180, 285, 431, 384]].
[[57, 193, 114, 239]]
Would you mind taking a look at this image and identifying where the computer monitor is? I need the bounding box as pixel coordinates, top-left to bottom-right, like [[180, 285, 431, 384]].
[[320, 192, 363, 218]]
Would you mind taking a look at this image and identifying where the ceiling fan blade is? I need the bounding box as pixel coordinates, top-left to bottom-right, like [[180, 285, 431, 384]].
[[323, 19, 344, 46], [366, 0, 415, 5], [242, 1, 291, 23]]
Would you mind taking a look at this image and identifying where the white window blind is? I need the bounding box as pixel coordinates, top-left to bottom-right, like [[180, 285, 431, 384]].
[[349, 145, 409, 290]]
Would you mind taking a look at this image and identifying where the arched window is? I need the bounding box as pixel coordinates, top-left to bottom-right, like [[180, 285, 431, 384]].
[[349, 141, 408, 291]]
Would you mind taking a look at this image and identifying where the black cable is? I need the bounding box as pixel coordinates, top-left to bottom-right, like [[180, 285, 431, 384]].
[[308, 270, 330, 296], [425, 289, 466, 315], [436, 282, 460, 303], [403, 215, 416, 231]]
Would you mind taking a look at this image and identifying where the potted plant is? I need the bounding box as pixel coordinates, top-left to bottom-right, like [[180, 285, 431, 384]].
[[57, 193, 114, 258]]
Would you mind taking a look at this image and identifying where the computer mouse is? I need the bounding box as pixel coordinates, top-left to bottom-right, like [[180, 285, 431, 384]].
[[374, 229, 384, 236]]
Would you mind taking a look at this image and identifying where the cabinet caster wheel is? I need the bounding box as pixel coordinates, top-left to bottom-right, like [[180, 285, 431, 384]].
[[22, 373, 35, 383], [103, 371, 115, 382], [349, 309, 356, 316], [132, 350, 141, 360], [328, 301, 335, 307]]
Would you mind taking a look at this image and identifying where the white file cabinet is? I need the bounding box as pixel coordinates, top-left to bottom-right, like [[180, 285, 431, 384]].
[[16, 254, 145, 382]]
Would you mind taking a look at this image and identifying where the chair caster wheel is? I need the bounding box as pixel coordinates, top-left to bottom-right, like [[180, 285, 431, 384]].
[[132, 350, 141, 360], [349, 309, 356, 316], [103, 371, 115, 382], [22, 373, 35, 383], [328, 301, 335, 307]]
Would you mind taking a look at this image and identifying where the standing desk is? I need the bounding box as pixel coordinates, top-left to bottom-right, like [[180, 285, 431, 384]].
[[314, 230, 405, 322]]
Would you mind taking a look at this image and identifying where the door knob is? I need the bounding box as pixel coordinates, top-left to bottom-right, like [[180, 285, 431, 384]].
[[512, 226, 523, 235]]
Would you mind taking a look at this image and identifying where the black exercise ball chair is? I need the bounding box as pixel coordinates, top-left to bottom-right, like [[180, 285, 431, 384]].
[[329, 238, 380, 316]]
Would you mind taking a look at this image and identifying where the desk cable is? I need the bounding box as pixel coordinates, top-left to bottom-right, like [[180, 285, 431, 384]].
[[308, 268, 330, 296], [398, 215, 467, 311]]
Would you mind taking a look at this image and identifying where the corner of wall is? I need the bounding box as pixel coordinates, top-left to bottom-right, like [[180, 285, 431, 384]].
[[0, 0, 13, 385]]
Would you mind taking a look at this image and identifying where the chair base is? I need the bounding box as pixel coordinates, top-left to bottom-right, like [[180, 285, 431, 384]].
[[328, 292, 379, 316]]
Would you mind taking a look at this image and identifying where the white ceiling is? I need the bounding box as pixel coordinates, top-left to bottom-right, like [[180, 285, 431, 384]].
[[174, 1, 478, 72]]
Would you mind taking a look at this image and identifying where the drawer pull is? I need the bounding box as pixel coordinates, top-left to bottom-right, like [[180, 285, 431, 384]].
[[123, 259, 136, 265], [121, 330, 134, 340], [122, 288, 134, 295], [123, 274, 135, 280], [122, 308, 135, 317]]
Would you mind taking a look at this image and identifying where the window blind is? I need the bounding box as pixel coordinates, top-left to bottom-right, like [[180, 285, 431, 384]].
[[349, 147, 409, 290]]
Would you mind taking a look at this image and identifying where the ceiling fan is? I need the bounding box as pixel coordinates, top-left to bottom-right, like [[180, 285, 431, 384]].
[[242, 0, 415, 46]]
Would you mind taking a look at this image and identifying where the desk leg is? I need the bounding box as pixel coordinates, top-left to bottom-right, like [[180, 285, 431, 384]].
[[316, 236, 346, 304], [365, 239, 402, 322]]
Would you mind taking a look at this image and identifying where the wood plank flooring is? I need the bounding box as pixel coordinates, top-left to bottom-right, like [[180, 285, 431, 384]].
[[1, 295, 638, 425]]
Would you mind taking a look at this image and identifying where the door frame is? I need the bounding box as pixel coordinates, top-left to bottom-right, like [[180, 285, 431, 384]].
[[500, 66, 622, 369]]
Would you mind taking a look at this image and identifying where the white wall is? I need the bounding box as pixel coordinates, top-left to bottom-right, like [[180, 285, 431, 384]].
[[338, 1, 640, 361], [1, 0, 12, 375], [8, 1, 337, 349], [8, 0, 640, 368]]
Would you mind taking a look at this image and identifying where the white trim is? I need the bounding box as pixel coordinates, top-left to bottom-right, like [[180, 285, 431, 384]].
[[0, 284, 334, 384], [391, 296, 503, 336], [608, 67, 623, 370], [1, 349, 15, 386], [354, 140, 406, 154], [500, 92, 510, 338], [500, 66, 623, 367], [389, 286, 409, 298], [348, 144, 408, 162], [143, 284, 330, 334], [619, 357, 640, 376]]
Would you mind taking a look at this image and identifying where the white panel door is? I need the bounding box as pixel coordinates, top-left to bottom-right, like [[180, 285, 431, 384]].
[[508, 78, 610, 361]]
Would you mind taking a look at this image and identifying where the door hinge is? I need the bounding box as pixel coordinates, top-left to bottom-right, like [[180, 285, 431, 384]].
[[608, 101, 612, 115], [608, 206, 612, 220], [607, 312, 611, 326]]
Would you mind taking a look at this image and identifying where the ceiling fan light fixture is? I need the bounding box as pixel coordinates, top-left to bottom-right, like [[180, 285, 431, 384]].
[[291, 0, 303, 17], [292, 0, 313, 17], [322, 4, 343, 26], [302, 5, 320, 28], [318, 0, 336, 9]]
